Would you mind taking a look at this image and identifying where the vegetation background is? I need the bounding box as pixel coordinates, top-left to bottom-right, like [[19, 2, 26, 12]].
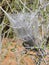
[[0, 0, 49, 65]]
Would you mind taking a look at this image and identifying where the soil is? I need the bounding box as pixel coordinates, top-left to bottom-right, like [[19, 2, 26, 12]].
[[0, 38, 49, 65]]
